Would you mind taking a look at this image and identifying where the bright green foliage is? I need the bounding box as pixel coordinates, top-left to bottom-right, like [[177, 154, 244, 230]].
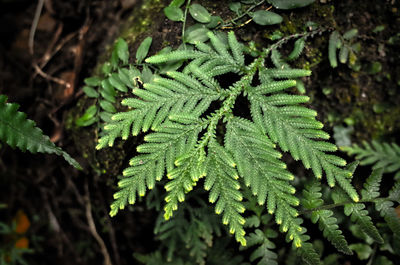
[[342, 141, 400, 178], [302, 182, 352, 254], [98, 31, 359, 259], [0, 95, 81, 169]]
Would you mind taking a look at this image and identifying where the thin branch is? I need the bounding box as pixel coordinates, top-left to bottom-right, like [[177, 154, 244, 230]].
[[299, 197, 391, 215], [29, 0, 45, 55], [84, 181, 113, 265]]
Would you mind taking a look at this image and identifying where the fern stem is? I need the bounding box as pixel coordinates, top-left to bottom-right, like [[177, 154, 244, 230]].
[[217, 0, 266, 29], [262, 28, 327, 58], [299, 196, 392, 215]]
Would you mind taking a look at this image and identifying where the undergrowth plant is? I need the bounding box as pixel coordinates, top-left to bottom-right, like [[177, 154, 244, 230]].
[[0, 95, 80, 169], [80, 0, 400, 264]]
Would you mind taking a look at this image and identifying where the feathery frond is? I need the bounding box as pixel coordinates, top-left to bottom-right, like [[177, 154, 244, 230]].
[[342, 141, 400, 178], [302, 181, 352, 254], [0, 95, 81, 169]]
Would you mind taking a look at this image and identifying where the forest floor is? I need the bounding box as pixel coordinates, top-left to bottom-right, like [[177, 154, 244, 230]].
[[0, 0, 399, 265]]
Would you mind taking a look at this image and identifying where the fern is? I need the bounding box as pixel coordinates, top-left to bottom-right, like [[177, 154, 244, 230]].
[[0, 95, 81, 169], [332, 187, 384, 244], [342, 141, 400, 178], [240, 229, 278, 265], [97, 31, 360, 257], [360, 168, 400, 243], [153, 200, 221, 264], [302, 181, 352, 254]]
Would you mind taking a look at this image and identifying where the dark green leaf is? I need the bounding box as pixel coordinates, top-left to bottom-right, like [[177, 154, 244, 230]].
[[339, 46, 349, 64], [184, 24, 211, 44], [206, 16, 223, 29], [269, 0, 315, 9], [75, 105, 98, 127], [118, 68, 134, 88], [101, 62, 112, 75], [229, 2, 241, 15], [84, 76, 101, 86], [115, 38, 129, 65], [189, 4, 211, 23], [349, 243, 372, 260], [343, 29, 358, 40], [141, 65, 153, 83], [252, 10, 283, 25], [136, 37, 153, 64], [164, 6, 184, 21], [169, 0, 185, 7], [100, 112, 113, 123], [109, 73, 128, 92], [101, 79, 117, 96], [82, 86, 99, 98], [99, 100, 116, 113]]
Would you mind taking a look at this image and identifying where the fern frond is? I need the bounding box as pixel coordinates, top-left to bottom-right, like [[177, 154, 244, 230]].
[[110, 121, 202, 216], [147, 31, 245, 75], [361, 168, 384, 200], [204, 140, 246, 245], [97, 73, 219, 149], [389, 180, 400, 203], [302, 182, 352, 254], [248, 76, 358, 201], [332, 189, 383, 244], [240, 229, 278, 265], [375, 199, 400, 242], [297, 240, 322, 265], [361, 169, 400, 241], [145, 50, 206, 64], [0, 95, 81, 169], [153, 202, 220, 264], [342, 141, 400, 174], [226, 117, 305, 247], [164, 147, 206, 220], [287, 38, 306, 61]]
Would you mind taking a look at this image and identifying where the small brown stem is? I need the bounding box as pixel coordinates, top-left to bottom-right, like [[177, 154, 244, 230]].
[[84, 181, 113, 265]]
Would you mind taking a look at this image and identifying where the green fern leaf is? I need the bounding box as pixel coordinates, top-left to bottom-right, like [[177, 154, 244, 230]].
[[342, 141, 400, 174], [240, 229, 278, 265], [110, 121, 202, 216], [248, 71, 358, 201], [332, 189, 383, 244], [302, 182, 352, 254], [226, 117, 305, 247], [96, 73, 219, 149], [297, 240, 322, 265], [287, 37, 306, 61], [361, 168, 384, 200], [98, 31, 360, 254], [0, 95, 81, 169], [204, 140, 246, 245], [375, 199, 400, 242]]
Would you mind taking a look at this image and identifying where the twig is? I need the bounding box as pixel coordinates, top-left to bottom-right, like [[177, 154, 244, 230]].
[[84, 181, 113, 265], [32, 63, 71, 88], [29, 0, 45, 55], [299, 196, 391, 215]]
